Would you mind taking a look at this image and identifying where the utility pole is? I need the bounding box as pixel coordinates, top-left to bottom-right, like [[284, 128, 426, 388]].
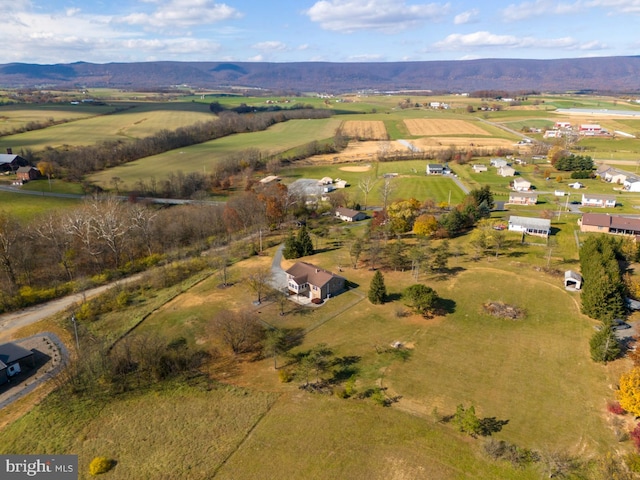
[[71, 314, 80, 353]]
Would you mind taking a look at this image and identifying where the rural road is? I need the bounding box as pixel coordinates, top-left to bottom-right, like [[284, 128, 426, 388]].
[[0, 274, 143, 342]]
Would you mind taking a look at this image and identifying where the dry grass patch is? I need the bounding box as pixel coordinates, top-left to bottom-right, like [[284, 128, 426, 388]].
[[412, 136, 516, 150], [342, 120, 388, 140], [404, 119, 490, 136]]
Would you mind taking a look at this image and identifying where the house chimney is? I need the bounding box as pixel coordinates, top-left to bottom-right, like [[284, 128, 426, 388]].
[[6, 148, 12, 155]]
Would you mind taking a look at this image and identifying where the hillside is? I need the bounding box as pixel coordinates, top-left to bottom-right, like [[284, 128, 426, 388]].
[[1, 56, 640, 93]]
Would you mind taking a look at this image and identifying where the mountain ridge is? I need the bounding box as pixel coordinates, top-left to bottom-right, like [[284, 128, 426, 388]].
[[1, 56, 639, 93]]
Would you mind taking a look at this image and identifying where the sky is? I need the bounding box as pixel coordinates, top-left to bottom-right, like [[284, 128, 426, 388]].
[[2, 0, 639, 64]]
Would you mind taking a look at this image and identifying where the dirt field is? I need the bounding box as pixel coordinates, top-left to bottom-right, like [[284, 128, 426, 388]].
[[404, 119, 489, 136], [339, 165, 371, 172], [342, 121, 388, 140], [412, 136, 516, 150]]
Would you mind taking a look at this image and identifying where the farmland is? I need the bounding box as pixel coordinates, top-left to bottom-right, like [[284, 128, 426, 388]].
[[404, 118, 491, 136], [341, 120, 388, 140], [1, 91, 640, 479]]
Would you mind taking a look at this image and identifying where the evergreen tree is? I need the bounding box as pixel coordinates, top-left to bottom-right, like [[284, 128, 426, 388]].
[[589, 325, 621, 363], [368, 270, 387, 304], [297, 225, 314, 256], [283, 232, 301, 259]]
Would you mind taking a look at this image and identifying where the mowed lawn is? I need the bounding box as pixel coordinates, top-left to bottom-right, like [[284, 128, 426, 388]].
[[386, 268, 615, 453], [282, 160, 466, 206], [88, 117, 342, 188], [0, 102, 214, 151]]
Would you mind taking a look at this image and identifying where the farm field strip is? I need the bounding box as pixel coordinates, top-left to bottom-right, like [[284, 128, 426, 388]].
[[0, 102, 214, 151], [404, 119, 490, 136], [341, 120, 388, 139], [88, 117, 342, 187]]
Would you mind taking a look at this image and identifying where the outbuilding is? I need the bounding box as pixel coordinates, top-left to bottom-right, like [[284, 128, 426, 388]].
[[0, 342, 35, 385], [564, 271, 583, 290]]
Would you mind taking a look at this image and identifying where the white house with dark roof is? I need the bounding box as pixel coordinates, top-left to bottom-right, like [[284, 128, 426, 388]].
[[335, 207, 367, 222], [285, 262, 346, 301], [426, 164, 444, 175], [507, 216, 551, 238]]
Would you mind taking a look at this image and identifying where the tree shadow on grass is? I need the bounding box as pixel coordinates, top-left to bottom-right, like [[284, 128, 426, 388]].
[[437, 298, 456, 315], [385, 292, 403, 302], [479, 417, 509, 436]]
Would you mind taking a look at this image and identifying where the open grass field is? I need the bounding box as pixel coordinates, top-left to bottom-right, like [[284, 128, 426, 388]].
[[341, 120, 388, 140], [0, 215, 628, 478], [404, 119, 491, 136], [88, 117, 342, 188], [0, 379, 280, 480], [280, 159, 466, 206], [0, 190, 81, 220], [0, 102, 214, 151], [0, 103, 118, 135]]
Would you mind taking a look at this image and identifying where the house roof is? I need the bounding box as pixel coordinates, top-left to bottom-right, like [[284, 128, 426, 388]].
[[582, 193, 616, 201], [508, 215, 551, 230], [0, 342, 33, 366], [565, 270, 583, 282], [581, 213, 612, 228], [0, 154, 19, 165], [513, 177, 530, 184], [427, 164, 444, 169], [611, 215, 640, 231], [285, 262, 344, 288], [510, 191, 537, 198], [336, 207, 364, 219], [16, 166, 37, 173]]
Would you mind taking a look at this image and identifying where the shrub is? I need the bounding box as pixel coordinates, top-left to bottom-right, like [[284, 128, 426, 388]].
[[607, 401, 627, 415], [631, 423, 640, 451], [626, 453, 640, 473], [278, 369, 293, 383], [89, 457, 114, 476]]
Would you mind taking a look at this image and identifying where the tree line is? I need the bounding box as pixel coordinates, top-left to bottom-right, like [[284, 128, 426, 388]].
[[28, 107, 331, 183], [0, 177, 307, 312]]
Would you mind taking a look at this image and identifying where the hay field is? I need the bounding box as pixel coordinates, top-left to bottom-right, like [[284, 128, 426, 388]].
[[0, 102, 214, 151], [342, 120, 388, 140], [404, 119, 490, 136], [412, 136, 517, 150]]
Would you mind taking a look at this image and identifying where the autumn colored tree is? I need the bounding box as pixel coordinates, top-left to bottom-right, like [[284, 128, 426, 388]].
[[617, 367, 640, 417], [413, 214, 438, 238], [368, 270, 387, 304], [387, 198, 421, 234]]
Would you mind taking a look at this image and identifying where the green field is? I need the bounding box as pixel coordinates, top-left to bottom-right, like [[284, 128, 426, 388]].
[[0, 190, 81, 220], [88, 117, 342, 188], [0, 102, 214, 151]]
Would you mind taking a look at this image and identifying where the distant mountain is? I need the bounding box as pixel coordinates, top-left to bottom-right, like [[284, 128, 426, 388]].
[[1, 57, 640, 93]]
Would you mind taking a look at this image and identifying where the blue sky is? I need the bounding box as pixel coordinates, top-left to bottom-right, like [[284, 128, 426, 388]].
[[3, 0, 639, 64]]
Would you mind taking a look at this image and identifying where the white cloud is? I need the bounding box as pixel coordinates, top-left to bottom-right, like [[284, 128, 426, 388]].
[[347, 53, 385, 61], [306, 0, 450, 33], [585, 0, 640, 13], [501, 0, 583, 21], [433, 30, 606, 51], [119, 0, 242, 28], [454, 8, 479, 24], [252, 41, 288, 51], [66, 8, 81, 17], [247, 54, 264, 62]]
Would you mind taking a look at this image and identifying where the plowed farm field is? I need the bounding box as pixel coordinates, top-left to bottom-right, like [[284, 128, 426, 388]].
[[342, 120, 388, 140], [404, 119, 489, 136]]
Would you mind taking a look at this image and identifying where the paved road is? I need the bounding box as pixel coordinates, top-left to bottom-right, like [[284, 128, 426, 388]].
[[0, 275, 143, 342], [0, 184, 225, 206]]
